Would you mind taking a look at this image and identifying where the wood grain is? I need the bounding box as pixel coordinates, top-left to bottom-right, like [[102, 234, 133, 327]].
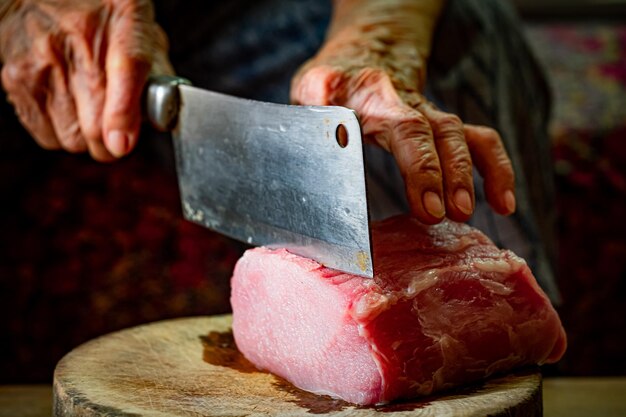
[[53, 315, 542, 416]]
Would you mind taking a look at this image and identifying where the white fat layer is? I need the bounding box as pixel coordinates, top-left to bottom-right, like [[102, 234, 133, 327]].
[[405, 270, 439, 296], [477, 279, 513, 296], [352, 292, 391, 321], [453, 234, 481, 251], [473, 258, 515, 274]]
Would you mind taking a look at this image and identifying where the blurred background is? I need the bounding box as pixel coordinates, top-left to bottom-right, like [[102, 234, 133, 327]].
[[1, 0, 625, 384], [515, 0, 626, 376]]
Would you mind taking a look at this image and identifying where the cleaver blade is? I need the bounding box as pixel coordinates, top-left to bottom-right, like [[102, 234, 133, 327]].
[[146, 76, 373, 277]]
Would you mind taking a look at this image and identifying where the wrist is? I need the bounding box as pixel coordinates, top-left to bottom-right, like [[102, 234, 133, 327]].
[[309, 0, 446, 93], [327, 0, 445, 59]]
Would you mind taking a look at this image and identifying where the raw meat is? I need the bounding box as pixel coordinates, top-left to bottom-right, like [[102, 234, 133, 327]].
[[230, 215, 566, 405]]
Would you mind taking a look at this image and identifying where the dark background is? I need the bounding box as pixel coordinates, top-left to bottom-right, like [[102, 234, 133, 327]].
[[1, 2, 626, 382]]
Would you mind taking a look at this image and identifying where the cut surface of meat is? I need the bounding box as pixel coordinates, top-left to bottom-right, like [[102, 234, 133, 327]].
[[230, 215, 567, 405]]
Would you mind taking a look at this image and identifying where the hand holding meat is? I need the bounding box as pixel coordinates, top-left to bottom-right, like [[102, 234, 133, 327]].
[[0, 0, 172, 161], [292, 0, 516, 224]]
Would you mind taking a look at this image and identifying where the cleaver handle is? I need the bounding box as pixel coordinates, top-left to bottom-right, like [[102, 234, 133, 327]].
[[144, 75, 192, 132]]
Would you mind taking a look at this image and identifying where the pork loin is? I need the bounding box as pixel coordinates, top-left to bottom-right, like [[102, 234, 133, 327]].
[[230, 215, 566, 405]]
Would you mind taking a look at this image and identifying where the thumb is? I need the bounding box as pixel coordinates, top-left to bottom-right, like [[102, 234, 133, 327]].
[[102, 2, 153, 157]]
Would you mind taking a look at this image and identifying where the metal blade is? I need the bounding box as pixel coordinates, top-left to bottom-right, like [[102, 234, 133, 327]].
[[173, 85, 372, 277]]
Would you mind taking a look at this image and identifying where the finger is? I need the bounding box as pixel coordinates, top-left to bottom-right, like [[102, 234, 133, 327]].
[[68, 34, 107, 149], [48, 62, 87, 153], [421, 105, 474, 222], [336, 70, 446, 223], [103, 54, 148, 158], [86, 136, 116, 162], [1, 61, 61, 150], [150, 25, 175, 76], [103, 3, 153, 158], [380, 105, 445, 224], [464, 124, 516, 215]]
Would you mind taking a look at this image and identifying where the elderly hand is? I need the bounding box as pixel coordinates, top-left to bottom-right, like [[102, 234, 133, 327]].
[[0, 0, 172, 161], [291, 1, 515, 224]]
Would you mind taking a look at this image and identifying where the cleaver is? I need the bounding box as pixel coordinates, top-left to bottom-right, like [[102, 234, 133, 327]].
[[144, 76, 373, 277]]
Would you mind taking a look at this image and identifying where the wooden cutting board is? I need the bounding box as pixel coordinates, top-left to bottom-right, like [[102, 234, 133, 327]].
[[53, 315, 542, 416]]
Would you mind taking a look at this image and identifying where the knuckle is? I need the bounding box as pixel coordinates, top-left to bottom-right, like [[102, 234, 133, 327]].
[[406, 149, 442, 179], [1, 63, 22, 88], [357, 68, 388, 85], [496, 152, 513, 169], [437, 113, 463, 129], [292, 64, 342, 105], [308, 64, 341, 84], [448, 155, 473, 177], [1, 62, 37, 96], [393, 112, 430, 138], [354, 68, 399, 102], [433, 114, 464, 139]]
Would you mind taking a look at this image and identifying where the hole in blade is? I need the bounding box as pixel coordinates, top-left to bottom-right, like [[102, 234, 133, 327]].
[[336, 124, 349, 148]]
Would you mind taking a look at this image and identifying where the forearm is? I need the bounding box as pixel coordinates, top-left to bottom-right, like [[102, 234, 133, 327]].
[[327, 0, 445, 56], [319, 0, 446, 91]]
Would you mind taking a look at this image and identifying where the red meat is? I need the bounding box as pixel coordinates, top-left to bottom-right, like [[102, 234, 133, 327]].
[[230, 215, 566, 405]]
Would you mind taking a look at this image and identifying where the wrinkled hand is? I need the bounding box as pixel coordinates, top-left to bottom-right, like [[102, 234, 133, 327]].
[[292, 36, 516, 224], [0, 0, 173, 161]]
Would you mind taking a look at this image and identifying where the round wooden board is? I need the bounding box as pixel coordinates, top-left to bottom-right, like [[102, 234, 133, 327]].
[[53, 315, 542, 417]]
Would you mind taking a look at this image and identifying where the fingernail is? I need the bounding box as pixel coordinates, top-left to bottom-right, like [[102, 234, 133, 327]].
[[504, 190, 516, 214], [106, 130, 128, 157], [423, 191, 445, 219], [454, 188, 473, 215]]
